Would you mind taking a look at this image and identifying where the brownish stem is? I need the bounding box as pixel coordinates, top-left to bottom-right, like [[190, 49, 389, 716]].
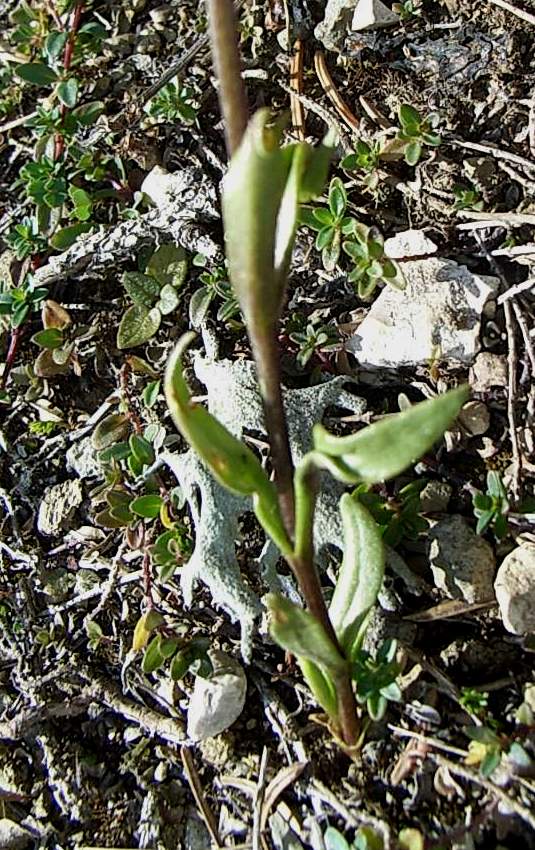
[[250, 328, 296, 540], [206, 0, 248, 156]]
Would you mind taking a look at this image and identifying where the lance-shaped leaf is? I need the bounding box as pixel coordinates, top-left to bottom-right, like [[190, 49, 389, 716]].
[[313, 386, 468, 484], [222, 109, 333, 333], [266, 593, 346, 677], [329, 494, 384, 659], [165, 334, 291, 554]]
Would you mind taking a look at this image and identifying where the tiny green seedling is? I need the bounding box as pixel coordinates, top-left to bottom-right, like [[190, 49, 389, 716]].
[[472, 470, 509, 539], [396, 104, 441, 165], [342, 223, 404, 298], [341, 139, 383, 192], [288, 318, 339, 367], [354, 480, 428, 548], [300, 177, 357, 271], [352, 638, 402, 721], [189, 255, 241, 328], [392, 0, 422, 20], [144, 79, 198, 124], [453, 184, 484, 211], [0, 277, 48, 329], [31, 299, 95, 377], [117, 244, 188, 348]]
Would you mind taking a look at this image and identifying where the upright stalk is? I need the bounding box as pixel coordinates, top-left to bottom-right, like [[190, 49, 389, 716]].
[[206, 0, 248, 157], [205, 0, 359, 746]]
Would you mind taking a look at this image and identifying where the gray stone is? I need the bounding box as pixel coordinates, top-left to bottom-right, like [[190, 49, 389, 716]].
[[351, 0, 399, 31], [458, 400, 490, 436], [427, 515, 495, 603], [494, 546, 535, 635], [420, 480, 452, 513], [315, 0, 359, 52], [469, 352, 508, 392], [346, 244, 499, 368], [66, 436, 104, 479], [187, 651, 247, 741]]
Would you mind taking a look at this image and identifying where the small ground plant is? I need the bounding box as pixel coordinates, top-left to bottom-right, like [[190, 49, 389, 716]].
[[395, 104, 441, 165]]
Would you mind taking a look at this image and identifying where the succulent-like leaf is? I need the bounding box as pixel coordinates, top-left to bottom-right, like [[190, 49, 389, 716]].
[[122, 272, 160, 307], [329, 494, 385, 659], [314, 386, 469, 484], [132, 609, 165, 651], [165, 334, 291, 554], [266, 593, 346, 676], [130, 494, 163, 519], [92, 413, 130, 449]]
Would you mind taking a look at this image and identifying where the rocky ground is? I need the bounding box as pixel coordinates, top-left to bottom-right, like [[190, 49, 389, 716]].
[[1, 0, 535, 848]]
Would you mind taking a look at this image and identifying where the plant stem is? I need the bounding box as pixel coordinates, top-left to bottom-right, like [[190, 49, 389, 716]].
[[293, 455, 360, 746], [250, 327, 296, 539], [206, 0, 248, 156]]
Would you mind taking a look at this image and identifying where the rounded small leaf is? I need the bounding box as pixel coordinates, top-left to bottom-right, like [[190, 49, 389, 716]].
[[404, 141, 422, 166], [15, 62, 58, 86], [157, 283, 179, 316], [122, 272, 160, 307], [92, 413, 130, 449], [56, 77, 78, 108], [328, 177, 347, 219], [117, 305, 161, 349], [132, 609, 165, 651], [129, 433, 155, 465], [32, 328, 64, 349], [189, 287, 212, 328], [129, 494, 163, 519], [146, 244, 188, 288]]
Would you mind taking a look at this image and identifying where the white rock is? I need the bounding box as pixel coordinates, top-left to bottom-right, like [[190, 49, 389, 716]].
[[0, 819, 33, 850], [37, 479, 83, 536], [66, 436, 104, 479], [315, 0, 359, 52], [427, 515, 495, 603], [384, 229, 438, 258], [187, 650, 247, 741], [495, 546, 535, 634], [346, 248, 499, 368], [352, 0, 399, 30], [469, 352, 508, 392]]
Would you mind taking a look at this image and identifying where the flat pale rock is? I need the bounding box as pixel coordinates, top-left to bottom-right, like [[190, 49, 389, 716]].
[[187, 650, 247, 741], [495, 546, 535, 634], [0, 819, 33, 850], [352, 0, 399, 31], [315, 0, 359, 51], [37, 479, 83, 536], [469, 352, 508, 392], [427, 515, 495, 603], [347, 246, 499, 368]]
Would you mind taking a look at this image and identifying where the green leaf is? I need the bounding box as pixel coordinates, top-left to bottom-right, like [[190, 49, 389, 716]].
[[315, 225, 335, 252], [142, 379, 161, 408], [117, 305, 161, 349], [398, 828, 424, 850], [56, 77, 78, 108], [50, 222, 91, 250], [129, 433, 155, 465], [404, 141, 422, 166], [165, 334, 291, 555], [44, 31, 68, 61], [398, 103, 421, 128], [92, 413, 130, 449], [142, 635, 166, 674], [99, 442, 131, 462], [129, 494, 163, 519], [480, 748, 502, 778], [189, 287, 213, 328], [71, 100, 104, 125], [328, 177, 347, 219], [313, 207, 334, 226], [122, 272, 160, 307], [355, 826, 384, 850], [31, 328, 64, 349], [313, 386, 469, 484], [324, 827, 350, 850], [132, 609, 165, 651], [266, 593, 346, 676], [329, 494, 385, 659], [157, 283, 179, 315], [15, 62, 58, 86], [146, 244, 188, 288]]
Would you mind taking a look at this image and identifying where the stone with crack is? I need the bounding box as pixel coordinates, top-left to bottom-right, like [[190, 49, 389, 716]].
[[427, 515, 495, 603], [37, 479, 83, 536], [33, 165, 222, 288], [187, 650, 247, 741], [494, 545, 535, 635]]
